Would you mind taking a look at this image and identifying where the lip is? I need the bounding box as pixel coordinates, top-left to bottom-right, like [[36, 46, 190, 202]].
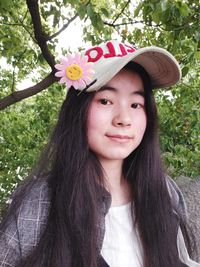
[[105, 134, 133, 143]]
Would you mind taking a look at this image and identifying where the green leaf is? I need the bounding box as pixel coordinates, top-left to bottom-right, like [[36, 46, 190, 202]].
[[194, 31, 200, 42], [151, 2, 162, 24], [179, 3, 189, 17], [134, 1, 143, 18], [87, 4, 95, 18], [161, 0, 167, 12], [0, 0, 12, 11], [101, 8, 109, 17], [195, 51, 200, 60], [134, 28, 142, 42], [77, 6, 87, 19], [151, 10, 161, 24]]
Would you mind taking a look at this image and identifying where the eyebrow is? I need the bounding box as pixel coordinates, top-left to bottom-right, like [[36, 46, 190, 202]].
[[99, 86, 145, 97]]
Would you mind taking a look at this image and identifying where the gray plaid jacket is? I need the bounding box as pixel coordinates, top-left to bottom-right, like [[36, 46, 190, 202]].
[[0, 177, 199, 267]]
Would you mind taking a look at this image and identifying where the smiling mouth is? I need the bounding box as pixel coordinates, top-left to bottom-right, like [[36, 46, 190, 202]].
[[105, 134, 133, 143]]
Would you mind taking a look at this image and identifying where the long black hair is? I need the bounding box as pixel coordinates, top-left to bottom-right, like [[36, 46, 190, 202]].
[[0, 62, 195, 267]]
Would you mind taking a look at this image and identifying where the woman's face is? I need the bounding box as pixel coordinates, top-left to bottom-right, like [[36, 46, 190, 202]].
[[87, 68, 147, 164]]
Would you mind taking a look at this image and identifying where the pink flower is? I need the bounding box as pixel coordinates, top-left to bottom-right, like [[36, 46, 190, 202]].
[[55, 53, 95, 90]]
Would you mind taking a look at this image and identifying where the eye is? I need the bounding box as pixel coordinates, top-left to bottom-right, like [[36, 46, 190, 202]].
[[131, 103, 143, 109], [99, 99, 112, 105]]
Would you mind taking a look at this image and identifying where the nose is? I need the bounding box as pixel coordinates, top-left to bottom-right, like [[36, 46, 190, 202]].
[[112, 106, 132, 127]]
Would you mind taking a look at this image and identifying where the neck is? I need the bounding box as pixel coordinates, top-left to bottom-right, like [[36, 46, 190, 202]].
[[99, 158, 132, 206], [100, 159, 123, 187]]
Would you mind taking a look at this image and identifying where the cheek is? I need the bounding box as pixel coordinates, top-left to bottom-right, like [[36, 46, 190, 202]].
[[87, 104, 109, 132], [87, 106, 99, 134], [135, 112, 147, 135], [87, 109, 105, 153], [87, 106, 104, 142], [143, 114, 147, 130]]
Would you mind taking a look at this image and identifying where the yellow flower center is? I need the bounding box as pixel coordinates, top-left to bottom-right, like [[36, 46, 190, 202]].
[[66, 64, 83, 80]]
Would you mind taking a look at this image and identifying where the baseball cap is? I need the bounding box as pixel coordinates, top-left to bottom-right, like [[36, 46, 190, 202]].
[[55, 39, 181, 92]]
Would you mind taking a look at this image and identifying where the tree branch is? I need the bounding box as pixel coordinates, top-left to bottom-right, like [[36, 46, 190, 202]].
[[0, 22, 36, 42], [26, 0, 56, 70], [112, 0, 131, 24], [103, 19, 165, 30], [11, 69, 15, 93], [0, 73, 57, 110], [48, 13, 79, 41], [103, 20, 145, 27], [22, 9, 29, 23], [0, 0, 77, 110]]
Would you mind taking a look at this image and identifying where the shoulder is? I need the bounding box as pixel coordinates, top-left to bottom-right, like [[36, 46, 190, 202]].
[[13, 177, 51, 257], [0, 177, 51, 265], [20, 177, 50, 202], [9, 177, 51, 220], [165, 175, 187, 218]]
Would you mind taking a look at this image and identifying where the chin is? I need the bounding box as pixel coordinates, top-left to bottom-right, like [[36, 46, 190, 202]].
[[99, 151, 134, 161]]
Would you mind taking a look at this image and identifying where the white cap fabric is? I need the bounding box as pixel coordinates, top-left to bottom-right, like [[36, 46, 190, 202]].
[[55, 40, 181, 92]]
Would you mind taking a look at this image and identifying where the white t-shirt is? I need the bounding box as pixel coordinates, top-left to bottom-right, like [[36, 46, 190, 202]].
[[101, 202, 143, 267], [101, 203, 200, 267]]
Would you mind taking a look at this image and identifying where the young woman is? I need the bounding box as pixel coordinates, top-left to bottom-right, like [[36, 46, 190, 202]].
[[0, 40, 199, 267]]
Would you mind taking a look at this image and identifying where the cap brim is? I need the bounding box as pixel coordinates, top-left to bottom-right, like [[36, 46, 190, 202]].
[[86, 46, 181, 92], [132, 47, 181, 89]]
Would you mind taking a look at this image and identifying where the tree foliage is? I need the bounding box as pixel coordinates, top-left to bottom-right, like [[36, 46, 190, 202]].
[[0, 0, 199, 208]]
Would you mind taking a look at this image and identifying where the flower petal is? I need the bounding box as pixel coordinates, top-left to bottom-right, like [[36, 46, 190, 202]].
[[55, 71, 65, 77], [78, 79, 86, 89], [55, 64, 65, 71], [72, 80, 79, 89], [74, 53, 81, 64], [82, 55, 89, 64], [67, 54, 74, 64], [60, 56, 69, 65], [66, 79, 73, 88], [60, 77, 67, 84], [83, 68, 95, 75], [55, 53, 95, 90]]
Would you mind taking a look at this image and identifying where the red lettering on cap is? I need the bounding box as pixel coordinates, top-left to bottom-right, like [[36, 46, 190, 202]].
[[117, 44, 128, 57], [104, 41, 117, 58], [124, 44, 136, 53], [85, 42, 136, 63], [86, 47, 103, 62]]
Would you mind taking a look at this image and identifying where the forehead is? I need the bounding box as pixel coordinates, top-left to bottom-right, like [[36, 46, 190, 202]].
[[100, 68, 144, 94]]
